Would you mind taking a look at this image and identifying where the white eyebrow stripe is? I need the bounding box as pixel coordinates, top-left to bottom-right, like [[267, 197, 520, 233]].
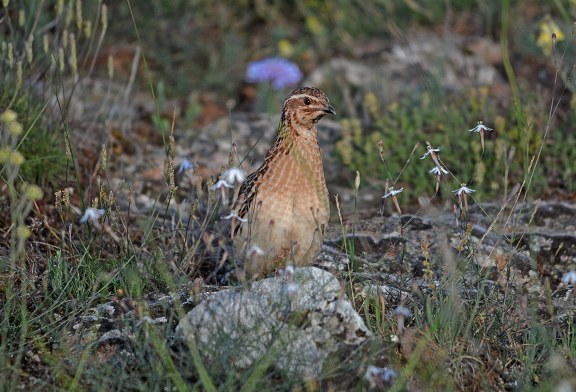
[[285, 93, 316, 102]]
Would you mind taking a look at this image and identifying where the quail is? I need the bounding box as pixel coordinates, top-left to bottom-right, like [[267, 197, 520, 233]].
[[231, 87, 335, 276]]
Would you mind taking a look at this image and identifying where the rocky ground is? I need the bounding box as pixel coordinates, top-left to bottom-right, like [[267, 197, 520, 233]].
[[23, 29, 576, 389]]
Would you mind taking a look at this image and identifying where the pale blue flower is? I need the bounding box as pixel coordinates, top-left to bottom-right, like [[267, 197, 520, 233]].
[[211, 179, 233, 191], [420, 146, 441, 160], [79, 207, 105, 224], [468, 121, 493, 133], [393, 306, 412, 318], [429, 166, 449, 175], [562, 271, 576, 285], [177, 159, 194, 174], [452, 184, 476, 196], [223, 167, 246, 185], [382, 187, 404, 199], [286, 282, 299, 296], [364, 365, 398, 387], [246, 57, 303, 90], [246, 245, 266, 257]]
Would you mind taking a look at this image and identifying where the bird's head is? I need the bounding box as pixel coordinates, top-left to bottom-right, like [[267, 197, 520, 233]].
[[281, 87, 335, 131]]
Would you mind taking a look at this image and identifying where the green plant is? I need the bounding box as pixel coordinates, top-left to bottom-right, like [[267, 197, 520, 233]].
[[1, 0, 111, 186], [334, 83, 562, 204]]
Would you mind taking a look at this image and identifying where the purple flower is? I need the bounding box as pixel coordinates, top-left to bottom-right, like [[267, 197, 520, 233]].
[[246, 57, 303, 90]]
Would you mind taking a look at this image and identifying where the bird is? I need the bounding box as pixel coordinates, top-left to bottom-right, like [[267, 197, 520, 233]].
[[231, 87, 335, 277]]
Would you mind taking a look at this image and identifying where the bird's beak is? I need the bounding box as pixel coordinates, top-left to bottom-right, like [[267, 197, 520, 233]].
[[324, 105, 336, 115]]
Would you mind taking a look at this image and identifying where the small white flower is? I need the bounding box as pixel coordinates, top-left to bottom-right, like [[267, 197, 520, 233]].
[[223, 167, 246, 185], [452, 184, 476, 196], [286, 282, 299, 296], [420, 146, 441, 160], [382, 187, 404, 199], [364, 365, 399, 388], [177, 159, 194, 174], [211, 179, 233, 191], [246, 245, 266, 257], [393, 306, 412, 318], [562, 271, 576, 285], [79, 208, 105, 224], [429, 166, 449, 175], [468, 121, 493, 133], [222, 212, 248, 223]]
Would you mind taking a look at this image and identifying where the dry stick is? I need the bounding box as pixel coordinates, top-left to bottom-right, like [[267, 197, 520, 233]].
[[472, 157, 537, 285], [377, 142, 416, 235], [123, 45, 141, 105], [182, 194, 224, 277], [161, 110, 178, 227], [397, 142, 444, 229], [494, 28, 573, 261], [183, 199, 199, 254], [394, 142, 419, 184], [377, 140, 396, 185], [423, 141, 444, 198], [86, 0, 107, 76], [334, 194, 347, 256]]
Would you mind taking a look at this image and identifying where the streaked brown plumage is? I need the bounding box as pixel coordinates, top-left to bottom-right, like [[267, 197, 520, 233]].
[[231, 87, 335, 276]]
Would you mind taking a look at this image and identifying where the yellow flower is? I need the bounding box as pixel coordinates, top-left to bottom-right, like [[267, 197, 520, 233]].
[[9, 150, 25, 166], [17, 225, 31, 240], [306, 16, 324, 35], [25, 184, 43, 201], [536, 16, 564, 55], [0, 147, 11, 163], [278, 39, 294, 58], [0, 109, 17, 123], [8, 121, 23, 136]]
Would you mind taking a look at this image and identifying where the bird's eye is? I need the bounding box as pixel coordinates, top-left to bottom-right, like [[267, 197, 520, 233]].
[[303, 97, 311, 105]]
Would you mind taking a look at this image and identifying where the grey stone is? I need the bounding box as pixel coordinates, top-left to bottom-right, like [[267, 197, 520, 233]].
[[175, 267, 371, 379]]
